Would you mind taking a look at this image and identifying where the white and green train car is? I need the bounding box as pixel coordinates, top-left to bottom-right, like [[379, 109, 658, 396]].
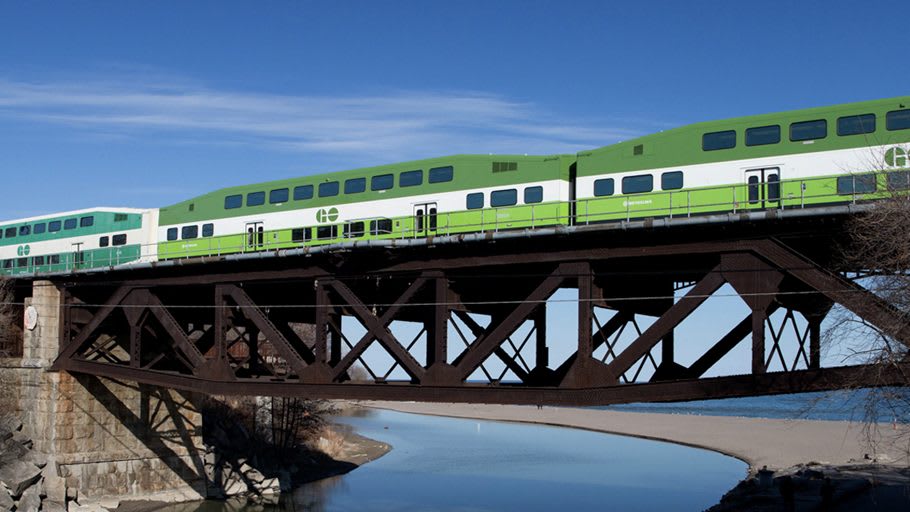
[[0, 208, 157, 276], [574, 97, 910, 222], [156, 154, 574, 260]]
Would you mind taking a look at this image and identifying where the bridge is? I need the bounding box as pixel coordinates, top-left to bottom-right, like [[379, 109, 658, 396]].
[[23, 204, 908, 406]]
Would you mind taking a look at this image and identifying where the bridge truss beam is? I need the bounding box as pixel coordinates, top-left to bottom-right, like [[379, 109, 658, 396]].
[[49, 235, 910, 406]]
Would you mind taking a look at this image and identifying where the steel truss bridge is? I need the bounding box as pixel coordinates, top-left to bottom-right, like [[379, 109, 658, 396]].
[[46, 211, 910, 405]]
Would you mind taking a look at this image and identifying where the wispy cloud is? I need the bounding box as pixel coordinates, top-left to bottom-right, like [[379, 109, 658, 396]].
[[0, 77, 645, 161]]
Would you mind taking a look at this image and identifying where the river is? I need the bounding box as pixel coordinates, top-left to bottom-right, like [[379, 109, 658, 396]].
[[165, 408, 746, 511]]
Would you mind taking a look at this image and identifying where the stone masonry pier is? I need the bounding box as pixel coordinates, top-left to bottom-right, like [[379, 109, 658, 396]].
[[0, 280, 206, 504]]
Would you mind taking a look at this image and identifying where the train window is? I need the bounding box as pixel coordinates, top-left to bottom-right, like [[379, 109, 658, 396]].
[[99, 236, 110, 247], [767, 173, 780, 202], [702, 130, 736, 151], [293, 185, 314, 201], [247, 191, 265, 206], [112, 234, 127, 246], [19, 226, 30, 236], [316, 225, 337, 240], [466, 192, 484, 210], [837, 114, 875, 136], [790, 119, 827, 141], [17, 258, 27, 269], [182, 226, 199, 239], [370, 219, 393, 235], [343, 221, 365, 238], [224, 195, 242, 209], [202, 223, 214, 237], [80, 216, 94, 228], [48, 221, 61, 232], [269, 188, 289, 204], [33, 256, 45, 266], [524, 186, 544, 204], [429, 166, 454, 183], [661, 171, 684, 190], [114, 213, 128, 222], [2, 260, 10, 269], [166, 228, 178, 241], [50, 255, 60, 265], [622, 175, 654, 194], [34, 223, 46, 235], [319, 181, 339, 197], [887, 109, 910, 131], [371, 174, 394, 191], [837, 175, 877, 195], [64, 219, 77, 230], [745, 125, 781, 146], [490, 189, 518, 207], [291, 228, 306, 242], [887, 171, 910, 190], [594, 178, 615, 197], [4, 227, 15, 238], [400, 170, 423, 187], [344, 178, 366, 194]]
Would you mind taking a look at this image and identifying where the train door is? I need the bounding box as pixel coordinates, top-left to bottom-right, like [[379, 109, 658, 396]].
[[744, 167, 781, 209], [71, 242, 85, 271], [245, 222, 264, 251], [413, 202, 438, 237]]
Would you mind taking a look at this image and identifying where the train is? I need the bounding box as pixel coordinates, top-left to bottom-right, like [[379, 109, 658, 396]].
[[2, 96, 909, 276]]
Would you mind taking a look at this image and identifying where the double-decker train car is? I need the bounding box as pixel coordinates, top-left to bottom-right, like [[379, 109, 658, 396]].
[[1, 96, 908, 276], [575, 97, 910, 222], [155, 154, 574, 259], [0, 208, 157, 276]]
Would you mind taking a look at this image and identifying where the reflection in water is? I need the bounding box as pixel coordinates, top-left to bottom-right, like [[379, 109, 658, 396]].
[[152, 409, 746, 511]]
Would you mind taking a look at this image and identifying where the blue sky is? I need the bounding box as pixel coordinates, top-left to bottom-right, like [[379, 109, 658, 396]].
[[0, 0, 901, 377]]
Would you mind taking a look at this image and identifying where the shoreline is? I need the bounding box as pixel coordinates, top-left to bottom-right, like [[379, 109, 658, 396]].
[[362, 401, 909, 473]]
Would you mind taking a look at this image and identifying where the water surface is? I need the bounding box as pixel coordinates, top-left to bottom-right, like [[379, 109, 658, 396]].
[[152, 409, 746, 511]]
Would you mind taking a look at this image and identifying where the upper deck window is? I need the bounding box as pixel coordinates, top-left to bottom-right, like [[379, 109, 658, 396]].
[[224, 195, 242, 209], [269, 188, 289, 204], [19, 226, 30, 236], [428, 166, 454, 183], [33, 223, 46, 235], [344, 177, 366, 194], [702, 130, 736, 151], [294, 185, 313, 201], [182, 226, 199, 239], [247, 191, 265, 206], [48, 221, 61, 232], [319, 181, 339, 197], [790, 119, 827, 141], [887, 109, 910, 131], [80, 216, 94, 228], [4, 227, 15, 238], [745, 125, 781, 146], [64, 219, 77, 230], [837, 114, 876, 136], [371, 174, 394, 191], [400, 170, 423, 187]]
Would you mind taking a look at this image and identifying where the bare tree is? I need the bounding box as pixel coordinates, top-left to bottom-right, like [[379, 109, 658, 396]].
[[829, 184, 910, 444], [0, 278, 22, 358]]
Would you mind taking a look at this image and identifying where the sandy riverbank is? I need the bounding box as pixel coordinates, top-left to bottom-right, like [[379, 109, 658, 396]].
[[364, 401, 909, 472]]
